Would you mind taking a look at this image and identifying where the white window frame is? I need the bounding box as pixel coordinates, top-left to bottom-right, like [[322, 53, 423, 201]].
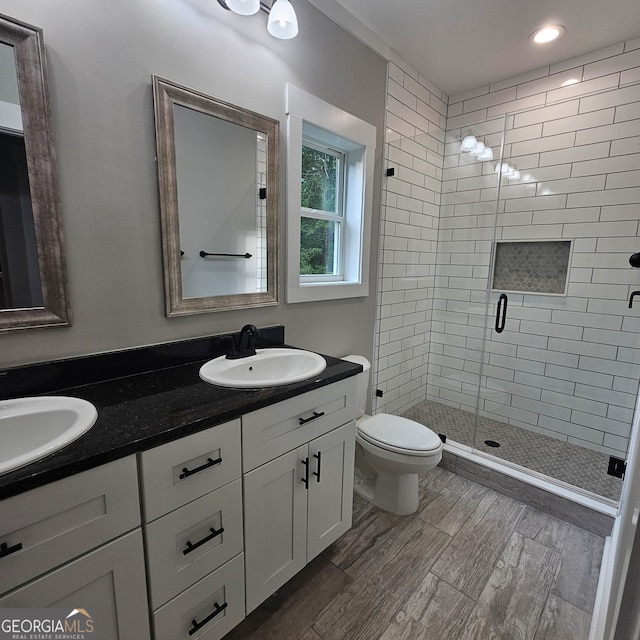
[[286, 84, 376, 303]]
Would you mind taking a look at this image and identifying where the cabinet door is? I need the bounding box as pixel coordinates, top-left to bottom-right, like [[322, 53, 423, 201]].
[[307, 420, 356, 560], [0, 456, 140, 594], [0, 530, 150, 640], [243, 445, 308, 614]]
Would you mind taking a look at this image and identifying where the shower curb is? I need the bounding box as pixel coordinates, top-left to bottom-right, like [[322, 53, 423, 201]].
[[440, 450, 614, 538]]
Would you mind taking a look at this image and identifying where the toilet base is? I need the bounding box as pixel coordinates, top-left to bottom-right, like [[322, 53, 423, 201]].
[[354, 468, 420, 516]]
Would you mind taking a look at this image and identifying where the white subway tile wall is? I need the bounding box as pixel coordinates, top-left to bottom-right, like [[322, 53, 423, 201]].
[[376, 40, 640, 460], [373, 55, 447, 416]]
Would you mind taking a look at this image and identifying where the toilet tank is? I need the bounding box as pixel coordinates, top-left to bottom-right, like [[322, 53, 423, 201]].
[[342, 355, 371, 418]]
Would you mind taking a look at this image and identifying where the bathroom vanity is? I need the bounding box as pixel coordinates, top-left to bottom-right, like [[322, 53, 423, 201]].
[[0, 329, 361, 640]]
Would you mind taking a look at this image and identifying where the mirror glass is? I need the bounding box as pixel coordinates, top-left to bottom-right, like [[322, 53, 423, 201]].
[[0, 42, 43, 309], [0, 16, 69, 332], [153, 76, 278, 316]]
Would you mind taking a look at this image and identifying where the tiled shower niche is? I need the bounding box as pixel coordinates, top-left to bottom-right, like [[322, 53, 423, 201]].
[[492, 240, 571, 295]]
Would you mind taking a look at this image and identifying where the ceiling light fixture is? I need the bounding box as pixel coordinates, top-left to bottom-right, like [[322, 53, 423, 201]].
[[218, 0, 298, 39], [530, 25, 566, 44]]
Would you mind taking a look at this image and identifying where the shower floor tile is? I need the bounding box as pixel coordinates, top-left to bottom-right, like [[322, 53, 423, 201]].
[[401, 399, 623, 502]]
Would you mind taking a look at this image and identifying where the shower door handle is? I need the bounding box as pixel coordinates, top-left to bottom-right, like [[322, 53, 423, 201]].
[[495, 293, 508, 334]]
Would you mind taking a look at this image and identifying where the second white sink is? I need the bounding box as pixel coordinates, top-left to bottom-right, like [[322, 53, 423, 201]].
[[199, 348, 327, 388], [0, 396, 98, 476]]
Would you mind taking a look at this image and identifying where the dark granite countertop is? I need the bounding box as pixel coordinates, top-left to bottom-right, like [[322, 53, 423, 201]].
[[0, 329, 361, 500]]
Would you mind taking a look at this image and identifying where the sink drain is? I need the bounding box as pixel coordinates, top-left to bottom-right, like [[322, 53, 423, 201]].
[[484, 440, 500, 448]]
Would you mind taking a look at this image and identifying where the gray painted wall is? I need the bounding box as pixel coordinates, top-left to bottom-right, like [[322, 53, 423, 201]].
[[0, 0, 386, 367]]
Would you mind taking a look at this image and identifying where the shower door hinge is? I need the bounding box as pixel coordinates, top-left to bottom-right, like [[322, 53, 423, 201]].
[[607, 456, 627, 479]]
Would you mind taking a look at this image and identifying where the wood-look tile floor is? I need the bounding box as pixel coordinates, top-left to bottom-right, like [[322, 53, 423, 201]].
[[225, 466, 605, 640]]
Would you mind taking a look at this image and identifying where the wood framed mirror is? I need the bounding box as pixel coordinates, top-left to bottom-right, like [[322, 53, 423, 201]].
[[0, 14, 70, 332], [152, 76, 279, 316]]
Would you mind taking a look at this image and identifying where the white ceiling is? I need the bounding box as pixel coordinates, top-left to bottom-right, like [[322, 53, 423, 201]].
[[309, 0, 640, 97]]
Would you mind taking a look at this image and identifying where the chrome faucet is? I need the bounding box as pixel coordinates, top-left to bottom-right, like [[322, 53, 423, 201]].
[[226, 324, 261, 359]]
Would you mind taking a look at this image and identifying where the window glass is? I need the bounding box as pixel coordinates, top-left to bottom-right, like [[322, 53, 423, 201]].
[[300, 141, 343, 277], [300, 217, 338, 275], [301, 145, 340, 214]]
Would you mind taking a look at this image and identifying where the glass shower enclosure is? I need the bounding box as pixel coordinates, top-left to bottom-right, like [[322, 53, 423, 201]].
[[398, 93, 640, 505]]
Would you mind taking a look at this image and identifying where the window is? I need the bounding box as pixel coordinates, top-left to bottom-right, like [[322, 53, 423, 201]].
[[300, 138, 344, 279], [286, 84, 376, 303]]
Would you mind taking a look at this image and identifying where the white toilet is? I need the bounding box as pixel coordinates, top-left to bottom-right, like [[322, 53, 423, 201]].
[[343, 355, 443, 515]]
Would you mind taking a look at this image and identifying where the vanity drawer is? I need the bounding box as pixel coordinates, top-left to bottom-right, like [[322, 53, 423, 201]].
[[145, 478, 244, 609], [242, 377, 357, 471], [153, 553, 245, 640], [0, 456, 140, 595], [140, 419, 241, 522]]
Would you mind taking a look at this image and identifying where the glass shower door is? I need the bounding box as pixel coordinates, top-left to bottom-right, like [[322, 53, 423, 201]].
[[414, 116, 504, 450]]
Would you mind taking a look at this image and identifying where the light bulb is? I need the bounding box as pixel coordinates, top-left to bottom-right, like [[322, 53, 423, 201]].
[[530, 25, 566, 44], [477, 146, 494, 161], [226, 0, 260, 15], [267, 0, 298, 39], [460, 135, 477, 153], [469, 141, 485, 157]]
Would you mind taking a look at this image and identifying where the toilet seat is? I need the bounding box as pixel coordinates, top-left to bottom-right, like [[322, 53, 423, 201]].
[[357, 414, 442, 456]]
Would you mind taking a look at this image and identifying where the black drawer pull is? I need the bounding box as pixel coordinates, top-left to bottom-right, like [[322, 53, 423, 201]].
[[299, 411, 325, 426], [0, 541, 23, 559], [313, 451, 322, 483], [301, 457, 309, 488], [183, 526, 224, 556], [188, 601, 228, 635], [179, 456, 222, 480]]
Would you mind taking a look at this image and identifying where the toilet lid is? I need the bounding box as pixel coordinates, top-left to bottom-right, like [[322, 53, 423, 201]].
[[358, 414, 442, 452]]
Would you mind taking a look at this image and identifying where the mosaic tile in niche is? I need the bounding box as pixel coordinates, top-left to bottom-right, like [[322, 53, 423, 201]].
[[493, 240, 571, 294]]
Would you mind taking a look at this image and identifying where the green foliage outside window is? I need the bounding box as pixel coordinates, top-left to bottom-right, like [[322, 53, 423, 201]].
[[300, 218, 335, 275]]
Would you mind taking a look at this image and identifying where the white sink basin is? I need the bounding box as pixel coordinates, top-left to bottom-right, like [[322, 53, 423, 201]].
[[0, 396, 98, 476], [199, 348, 327, 388]]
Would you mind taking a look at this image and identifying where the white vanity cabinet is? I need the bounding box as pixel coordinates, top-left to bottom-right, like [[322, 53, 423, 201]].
[[0, 370, 359, 640], [242, 378, 357, 613], [139, 419, 246, 640], [0, 456, 151, 640]]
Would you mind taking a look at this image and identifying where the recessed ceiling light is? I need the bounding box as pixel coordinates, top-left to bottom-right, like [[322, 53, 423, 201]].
[[530, 25, 566, 44]]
